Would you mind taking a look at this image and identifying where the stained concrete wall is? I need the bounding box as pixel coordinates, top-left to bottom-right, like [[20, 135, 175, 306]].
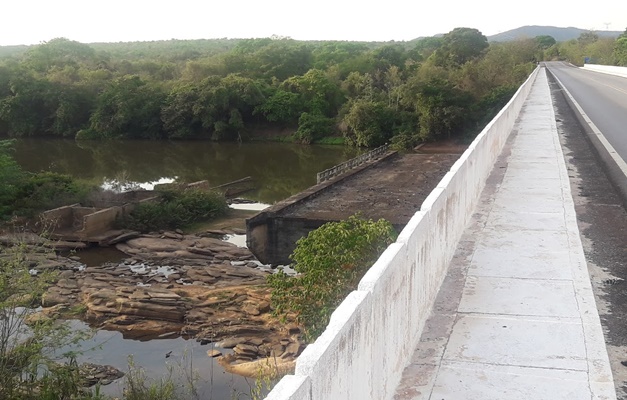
[[583, 64, 627, 78], [40, 204, 80, 231], [264, 66, 541, 400], [247, 152, 398, 265]]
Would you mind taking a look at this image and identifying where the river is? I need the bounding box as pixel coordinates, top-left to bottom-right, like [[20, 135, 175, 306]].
[[11, 138, 361, 399], [12, 139, 360, 203]]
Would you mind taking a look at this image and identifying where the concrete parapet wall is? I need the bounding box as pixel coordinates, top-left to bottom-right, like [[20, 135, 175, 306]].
[[583, 64, 627, 78], [264, 66, 540, 400]]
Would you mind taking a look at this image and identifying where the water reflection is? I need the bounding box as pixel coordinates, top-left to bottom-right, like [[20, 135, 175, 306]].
[[67, 321, 259, 399], [13, 139, 360, 204]]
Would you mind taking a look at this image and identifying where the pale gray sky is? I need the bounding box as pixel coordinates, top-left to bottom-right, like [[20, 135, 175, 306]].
[[2, 0, 626, 45]]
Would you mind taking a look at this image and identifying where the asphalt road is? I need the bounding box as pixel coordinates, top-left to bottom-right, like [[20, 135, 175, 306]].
[[545, 61, 627, 161], [547, 63, 627, 397]]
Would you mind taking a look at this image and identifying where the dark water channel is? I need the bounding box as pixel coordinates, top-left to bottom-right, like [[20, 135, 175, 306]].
[[13, 139, 360, 203], [12, 138, 360, 399]]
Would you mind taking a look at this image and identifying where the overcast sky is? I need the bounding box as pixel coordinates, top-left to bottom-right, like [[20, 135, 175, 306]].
[[2, 0, 626, 45]]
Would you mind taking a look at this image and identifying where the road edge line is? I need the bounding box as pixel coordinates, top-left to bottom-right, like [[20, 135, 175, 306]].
[[547, 67, 627, 206]]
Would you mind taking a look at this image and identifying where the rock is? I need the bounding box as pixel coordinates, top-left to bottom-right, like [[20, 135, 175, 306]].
[[103, 231, 140, 246], [163, 232, 182, 240], [59, 270, 74, 279], [80, 363, 124, 387], [186, 247, 214, 256], [207, 349, 222, 358], [270, 344, 285, 357], [56, 278, 78, 289], [42, 289, 70, 307], [257, 301, 271, 313], [242, 303, 261, 316], [282, 342, 305, 358], [114, 299, 186, 322], [234, 343, 258, 356], [218, 357, 295, 379], [247, 338, 264, 346], [215, 337, 248, 349]]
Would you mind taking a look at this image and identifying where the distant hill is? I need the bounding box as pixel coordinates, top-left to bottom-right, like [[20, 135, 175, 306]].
[[488, 25, 623, 42]]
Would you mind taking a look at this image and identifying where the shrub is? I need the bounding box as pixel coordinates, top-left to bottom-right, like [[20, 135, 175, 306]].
[[0, 243, 93, 400], [120, 189, 229, 232], [293, 112, 334, 144], [268, 215, 397, 340], [15, 172, 93, 215], [0, 140, 24, 219]]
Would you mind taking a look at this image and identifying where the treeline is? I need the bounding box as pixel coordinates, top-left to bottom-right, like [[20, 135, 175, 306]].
[[0, 29, 542, 147], [549, 28, 627, 66]]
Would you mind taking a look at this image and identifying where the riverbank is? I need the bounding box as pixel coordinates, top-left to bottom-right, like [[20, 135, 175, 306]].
[[0, 218, 304, 387]]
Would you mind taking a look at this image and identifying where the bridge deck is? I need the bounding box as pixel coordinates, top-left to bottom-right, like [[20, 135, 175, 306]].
[[394, 69, 615, 399]]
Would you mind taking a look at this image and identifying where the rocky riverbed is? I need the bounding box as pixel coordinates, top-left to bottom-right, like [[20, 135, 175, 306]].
[[1, 229, 304, 380]]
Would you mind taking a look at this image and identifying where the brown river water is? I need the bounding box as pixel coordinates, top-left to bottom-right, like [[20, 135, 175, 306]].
[[13, 138, 360, 204]]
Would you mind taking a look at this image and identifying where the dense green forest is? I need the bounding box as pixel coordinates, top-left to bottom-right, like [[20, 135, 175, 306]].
[[0, 27, 624, 147]]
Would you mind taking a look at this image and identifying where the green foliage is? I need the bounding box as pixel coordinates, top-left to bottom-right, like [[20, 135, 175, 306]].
[[89, 75, 166, 139], [535, 35, 557, 49], [122, 356, 175, 400], [293, 112, 334, 144], [0, 30, 543, 146], [268, 215, 397, 340], [13, 172, 93, 216], [342, 99, 396, 147], [0, 243, 92, 400], [254, 89, 303, 124], [0, 141, 92, 219], [0, 140, 24, 218], [432, 28, 489, 67], [405, 78, 474, 141], [613, 36, 627, 66], [120, 189, 228, 232]]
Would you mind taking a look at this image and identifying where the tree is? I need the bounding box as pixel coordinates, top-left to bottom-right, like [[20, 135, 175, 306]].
[[577, 31, 599, 46], [535, 35, 556, 49], [24, 38, 97, 73], [268, 215, 396, 340], [403, 78, 474, 141], [88, 75, 166, 139], [613, 35, 627, 66], [280, 69, 343, 117], [254, 88, 304, 124], [342, 99, 396, 147], [432, 28, 488, 66], [293, 112, 334, 144]]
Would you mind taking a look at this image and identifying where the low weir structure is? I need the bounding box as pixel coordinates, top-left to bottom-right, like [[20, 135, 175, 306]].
[[246, 151, 461, 265], [263, 67, 541, 399]]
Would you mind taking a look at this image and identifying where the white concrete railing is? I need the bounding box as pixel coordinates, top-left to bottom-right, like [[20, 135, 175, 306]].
[[583, 64, 627, 78], [265, 66, 541, 400]]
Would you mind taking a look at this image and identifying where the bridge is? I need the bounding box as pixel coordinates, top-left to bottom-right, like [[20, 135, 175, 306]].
[[262, 63, 627, 400]]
